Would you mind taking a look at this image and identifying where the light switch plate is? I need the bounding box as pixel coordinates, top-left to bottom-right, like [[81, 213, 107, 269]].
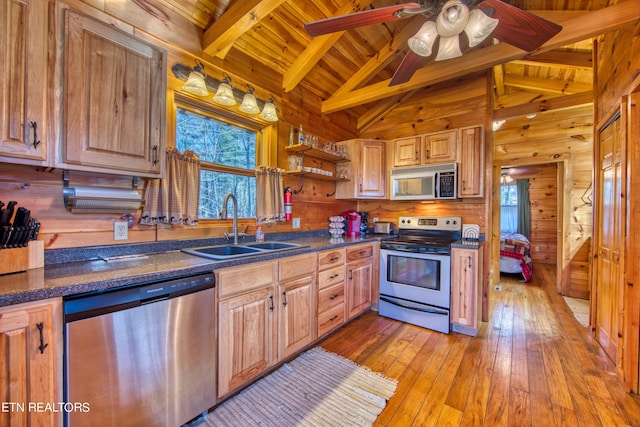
[[292, 218, 300, 229], [114, 221, 128, 240]]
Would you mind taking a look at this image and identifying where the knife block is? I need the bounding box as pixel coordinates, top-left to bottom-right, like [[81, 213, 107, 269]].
[[0, 240, 44, 275]]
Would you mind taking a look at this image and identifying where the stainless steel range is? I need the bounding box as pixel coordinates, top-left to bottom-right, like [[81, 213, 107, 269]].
[[379, 216, 462, 334]]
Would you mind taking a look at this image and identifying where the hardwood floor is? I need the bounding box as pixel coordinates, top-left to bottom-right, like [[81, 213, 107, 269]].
[[318, 264, 640, 426]]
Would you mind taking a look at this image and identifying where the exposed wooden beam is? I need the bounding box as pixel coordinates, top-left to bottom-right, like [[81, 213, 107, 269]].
[[321, 0, 640, 113], [517, 50, 593, 69], [493, 91, 593, 120], [282, 0, 370, 93], [356, 90, 418, 132], [503, 74, 592, 94], [202, 0, 286, 59], [493, 65, 505, 97]]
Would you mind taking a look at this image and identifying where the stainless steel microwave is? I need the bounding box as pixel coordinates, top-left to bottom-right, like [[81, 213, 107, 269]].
[[389, 163, 457, 201]]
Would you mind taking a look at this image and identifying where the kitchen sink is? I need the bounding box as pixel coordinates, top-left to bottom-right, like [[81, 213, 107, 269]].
[[182, 242, 306, 260]]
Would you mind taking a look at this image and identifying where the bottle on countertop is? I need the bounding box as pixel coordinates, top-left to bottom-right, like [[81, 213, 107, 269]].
[[255, 225, 265, 242]]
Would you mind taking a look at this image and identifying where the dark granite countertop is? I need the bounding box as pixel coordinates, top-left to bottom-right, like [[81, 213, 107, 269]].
[[0, 234, 381, 307]]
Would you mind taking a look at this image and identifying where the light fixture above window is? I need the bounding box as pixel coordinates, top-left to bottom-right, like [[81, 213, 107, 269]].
[[213, 75, 237, 106], [181, 60, 209, 97], [259, 97, 279, 122], [239, 86, 260, 114]]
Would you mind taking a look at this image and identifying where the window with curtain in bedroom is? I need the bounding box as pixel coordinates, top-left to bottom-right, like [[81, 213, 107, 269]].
[[500, 183, 518, 233]]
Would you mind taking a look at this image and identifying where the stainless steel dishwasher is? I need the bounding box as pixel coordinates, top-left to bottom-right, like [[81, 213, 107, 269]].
[[64, 273, 216, 427]]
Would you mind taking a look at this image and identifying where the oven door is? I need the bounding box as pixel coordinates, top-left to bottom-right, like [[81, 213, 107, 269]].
[[379, 248, 451, 309]]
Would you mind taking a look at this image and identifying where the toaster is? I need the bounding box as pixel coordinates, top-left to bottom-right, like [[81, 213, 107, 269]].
[[373, 221, 396, 234]]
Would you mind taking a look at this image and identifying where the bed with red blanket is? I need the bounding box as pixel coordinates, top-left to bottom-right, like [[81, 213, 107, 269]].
[[500, 232, 533, 282]]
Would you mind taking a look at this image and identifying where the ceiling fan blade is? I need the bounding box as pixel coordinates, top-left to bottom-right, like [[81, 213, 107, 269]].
[[304, 3, 423, 37], [477, 0, 562, 52], [389, 50, 432, 86]]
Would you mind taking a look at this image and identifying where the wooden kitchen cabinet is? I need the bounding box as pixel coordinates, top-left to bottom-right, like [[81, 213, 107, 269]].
[[458, 126, 485, 198], [277, 253, 316, 359], [60, 8, 166, 177], [0, 0, 50, 166], [451, 246, 483, 336], [336, 139, 386, 199], [346, 243, 376, 319], [393, 136, 421, 167], [317, 248, 346, 337], [217, 261, 277, 398], [423, 130, 457, 164], [0, 298, 62, 427]]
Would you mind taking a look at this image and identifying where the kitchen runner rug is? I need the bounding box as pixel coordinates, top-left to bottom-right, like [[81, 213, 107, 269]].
[[202, 347, 398, 427]]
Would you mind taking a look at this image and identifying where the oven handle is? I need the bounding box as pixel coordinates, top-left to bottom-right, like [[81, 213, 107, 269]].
[[379, 296, 449, 316]]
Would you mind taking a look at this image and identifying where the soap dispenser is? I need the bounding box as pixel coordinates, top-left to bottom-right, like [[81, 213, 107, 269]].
[[255, 225, 265, 242]]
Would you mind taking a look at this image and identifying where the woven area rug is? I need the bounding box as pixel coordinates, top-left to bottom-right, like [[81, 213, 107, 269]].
[[202, 347, 398, 427], [563, 296, 590, 327]]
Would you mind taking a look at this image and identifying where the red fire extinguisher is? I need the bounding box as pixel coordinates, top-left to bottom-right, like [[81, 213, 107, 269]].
[[284, 187, 293, 221]]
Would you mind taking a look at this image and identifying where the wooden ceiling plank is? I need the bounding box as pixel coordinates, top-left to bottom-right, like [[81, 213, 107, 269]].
[[503, 74, 592, 94], [321, 0, 639, 113], [357, 91, 418, 132], [282, 0, 371, 93], [202, 0, 286, 59], [493, 91, 593, 120]]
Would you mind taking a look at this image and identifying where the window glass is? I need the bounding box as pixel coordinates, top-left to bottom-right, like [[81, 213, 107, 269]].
[[175, 107, 258, 219], [500, 184, 518, 233]]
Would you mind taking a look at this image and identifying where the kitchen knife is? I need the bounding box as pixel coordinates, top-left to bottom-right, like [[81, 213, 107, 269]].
[[1, 226, 13, 249], [0, 201, 16, 227]]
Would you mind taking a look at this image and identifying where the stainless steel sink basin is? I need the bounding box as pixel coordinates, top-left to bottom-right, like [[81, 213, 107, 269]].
[[182, 242, 306, 260]]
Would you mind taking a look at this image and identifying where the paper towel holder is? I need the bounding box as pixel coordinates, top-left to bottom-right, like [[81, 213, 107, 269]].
[[63, 170, 144, 213]]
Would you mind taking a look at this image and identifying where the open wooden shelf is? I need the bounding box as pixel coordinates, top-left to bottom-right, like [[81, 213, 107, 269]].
[[285, 170, 348, 182], [285, 144, 350, 162]]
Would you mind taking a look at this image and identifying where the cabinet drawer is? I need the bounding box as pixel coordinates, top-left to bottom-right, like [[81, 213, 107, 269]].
[[318, 249, 345, 270], [318, 283, 345, 312], [318, 304, 345, 337], [217, 261, 275, 298], [346, 244, 374, 261], [279, 253, 316, 281], [318, 265, 345, 289]]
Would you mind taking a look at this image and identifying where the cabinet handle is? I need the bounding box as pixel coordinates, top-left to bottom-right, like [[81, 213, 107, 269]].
[[468, 256, 472, 268], [269, 295, 274, 311], [330, 315, 339, 321], [329, 274, 339, 279], [330, 256, 339, 262], [329, 293, 339, 300], [29, 122, 40, 148], [349, 269, 353, 280], [282, 291, 288, 306], [415, 151, 419, 160], [36, 322, 48, 354], [152, 145, 159, 165], [426, 148, 430, 159]]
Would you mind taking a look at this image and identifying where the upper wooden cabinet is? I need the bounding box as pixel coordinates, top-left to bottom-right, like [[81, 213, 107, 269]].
[[393, 136, 421, 167], [336, 139, 386, 199], [60, 9, 166, 177], [0, 0, 50, 166], [457, 126, 485, 198], [423, 130, 457, 164]]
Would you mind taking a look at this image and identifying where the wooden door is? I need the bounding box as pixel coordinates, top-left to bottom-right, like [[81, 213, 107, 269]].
[[393, 137, 421, 167], [62, 9, 166, 177], [218, 287, 276, 397], [347, 258, 373, 319], [0, 299, 60, 427], [0, 0, 49, 164], [278, 275, 315, 359], [595, 115, 624, 365], [358, 141, 386, 198]]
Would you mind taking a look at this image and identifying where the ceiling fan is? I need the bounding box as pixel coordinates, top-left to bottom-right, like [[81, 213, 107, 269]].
[[304, 0, 562, 86]]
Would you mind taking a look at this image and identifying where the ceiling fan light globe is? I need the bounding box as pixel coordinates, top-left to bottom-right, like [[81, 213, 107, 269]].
[[408, 21, 438, 57], [436, 0, 469, 38], [464, 9, 499, 47], [435, 36, 463, 61]]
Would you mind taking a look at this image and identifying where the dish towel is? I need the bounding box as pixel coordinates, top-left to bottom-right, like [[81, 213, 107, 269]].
[[255, 166, 285, 224], [140, 148, 200, 225]]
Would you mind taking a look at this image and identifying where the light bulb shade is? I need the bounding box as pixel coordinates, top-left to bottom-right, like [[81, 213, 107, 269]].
[[435, 36, 463, 61], [259, 100, 278, 122], [464, 9, 499, 47], [408, 21, 438, 57], [436, 0, 469, 38], [213, 82, 237, 106], [239, 92, 260, 114], [182, 70, 209, 96]]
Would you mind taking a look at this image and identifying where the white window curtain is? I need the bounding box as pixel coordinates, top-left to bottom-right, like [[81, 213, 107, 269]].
[[255, 166, 285, 224]]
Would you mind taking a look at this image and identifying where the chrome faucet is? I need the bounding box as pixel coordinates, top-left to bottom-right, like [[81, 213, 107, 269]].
[[220, 193, 238, 245]]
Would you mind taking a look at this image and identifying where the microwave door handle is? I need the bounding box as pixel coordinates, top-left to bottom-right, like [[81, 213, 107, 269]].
[[434, 172, 439, 198]]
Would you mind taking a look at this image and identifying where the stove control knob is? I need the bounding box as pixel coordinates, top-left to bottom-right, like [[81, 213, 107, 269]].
[[446, 220, 450, 224]]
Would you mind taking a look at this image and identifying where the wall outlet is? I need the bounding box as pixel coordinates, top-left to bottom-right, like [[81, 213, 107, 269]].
[[114, 221, 128, 241], [535, 246, 540, 252], [292, 218, 300, 229], [373, 217, 379, 223]]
